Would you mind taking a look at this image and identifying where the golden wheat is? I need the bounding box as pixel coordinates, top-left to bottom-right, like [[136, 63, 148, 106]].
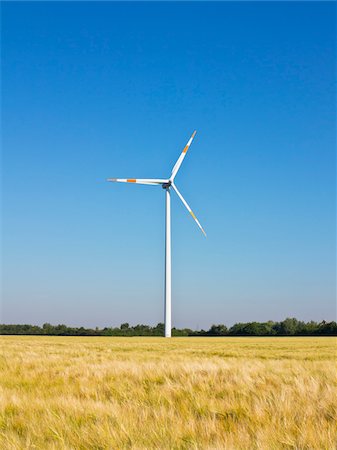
[[0, 336, 336, 449]]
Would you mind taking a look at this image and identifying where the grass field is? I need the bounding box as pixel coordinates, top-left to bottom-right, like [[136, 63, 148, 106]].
[[0, 336, 336, 449]]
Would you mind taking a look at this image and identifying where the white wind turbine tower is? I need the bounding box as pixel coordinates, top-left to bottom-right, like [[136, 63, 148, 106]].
[[107, 131, 206, 337]]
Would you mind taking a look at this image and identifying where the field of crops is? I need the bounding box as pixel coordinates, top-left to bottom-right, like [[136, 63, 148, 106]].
[[0, 336, 336, 449]]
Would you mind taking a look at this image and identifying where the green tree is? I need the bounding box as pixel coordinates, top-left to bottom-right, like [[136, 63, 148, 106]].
[[279, 318, 301, 335], [208, 324, 228, 336]]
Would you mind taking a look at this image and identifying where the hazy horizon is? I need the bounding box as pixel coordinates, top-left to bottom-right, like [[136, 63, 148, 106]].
[[1, 315, 336, 331]]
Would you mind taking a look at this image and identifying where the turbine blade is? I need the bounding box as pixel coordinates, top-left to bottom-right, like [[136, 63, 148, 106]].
[[171, 183, 206, 237], [107, 178, 167, 186], [170, 131, 197, 181]]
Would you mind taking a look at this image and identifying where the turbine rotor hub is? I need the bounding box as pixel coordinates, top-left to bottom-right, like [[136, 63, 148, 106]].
[[162, 181, 172, 189]]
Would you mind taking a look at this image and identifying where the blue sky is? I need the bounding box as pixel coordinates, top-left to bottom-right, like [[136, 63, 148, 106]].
[[2, 2, 335, 328]]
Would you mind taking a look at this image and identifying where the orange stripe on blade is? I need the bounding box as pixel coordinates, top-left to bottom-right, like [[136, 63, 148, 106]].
[[182, 145, 189, 154], [127, 179, 137, 183]]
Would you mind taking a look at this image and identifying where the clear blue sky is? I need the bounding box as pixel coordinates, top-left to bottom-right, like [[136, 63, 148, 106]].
[[2, 2, 335, 328]]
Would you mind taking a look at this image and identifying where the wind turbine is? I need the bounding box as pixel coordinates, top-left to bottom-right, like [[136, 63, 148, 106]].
[[107, 131, 206, 337]]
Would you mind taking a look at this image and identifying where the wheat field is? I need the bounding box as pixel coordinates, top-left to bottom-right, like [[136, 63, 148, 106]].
[[0, 336, 336, 449]]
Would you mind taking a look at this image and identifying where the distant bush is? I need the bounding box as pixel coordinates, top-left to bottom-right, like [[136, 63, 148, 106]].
[[0, 318, 336, 336]]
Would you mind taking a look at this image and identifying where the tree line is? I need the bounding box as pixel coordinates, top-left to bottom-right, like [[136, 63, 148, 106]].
[[0, 318, 336, 336]]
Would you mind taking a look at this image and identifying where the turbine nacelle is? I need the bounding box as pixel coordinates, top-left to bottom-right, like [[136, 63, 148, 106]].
[[162, 181, 172, 189]]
